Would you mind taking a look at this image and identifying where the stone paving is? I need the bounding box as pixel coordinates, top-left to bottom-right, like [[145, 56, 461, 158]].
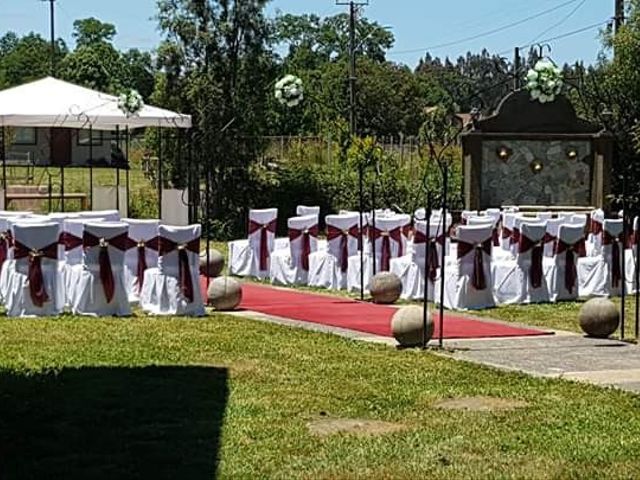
[[227, 310, 640, 394]]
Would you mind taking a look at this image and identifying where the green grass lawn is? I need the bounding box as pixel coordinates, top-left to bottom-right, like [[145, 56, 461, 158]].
[[1, 313, 640, 479]]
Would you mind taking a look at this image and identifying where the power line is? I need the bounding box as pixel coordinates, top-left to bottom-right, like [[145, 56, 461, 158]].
[[528, 0, 587, 44], [388, 0, 581, 56]]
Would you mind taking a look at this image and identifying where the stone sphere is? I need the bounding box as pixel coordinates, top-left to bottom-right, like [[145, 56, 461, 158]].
[[579, 298, 620, 338], [207, 276, 242, 311], [369, 271, 402, 304], [391, 306, 434, 347], [200, 249, 225, 278]]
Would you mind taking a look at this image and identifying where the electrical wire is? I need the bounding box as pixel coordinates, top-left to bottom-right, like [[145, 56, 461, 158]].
[[388, 0, 582, 56], [528, 0, 587, 45]]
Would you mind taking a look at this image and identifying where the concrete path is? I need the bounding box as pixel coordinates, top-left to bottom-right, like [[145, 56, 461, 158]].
[[227, 309, 640, 394]]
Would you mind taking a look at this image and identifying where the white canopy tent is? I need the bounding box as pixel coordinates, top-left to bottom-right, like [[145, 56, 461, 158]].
[[0, 77, 193, 219], [0, 77, 191, 129]]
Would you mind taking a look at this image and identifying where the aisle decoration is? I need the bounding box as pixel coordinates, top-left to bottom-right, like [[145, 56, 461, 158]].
[[117, 89, 144, 117], [525, 60, 563, 104], [275, 74, 304, 107]]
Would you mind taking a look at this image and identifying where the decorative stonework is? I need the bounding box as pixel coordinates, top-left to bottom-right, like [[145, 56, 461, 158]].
[[481, 140, 592, 207]]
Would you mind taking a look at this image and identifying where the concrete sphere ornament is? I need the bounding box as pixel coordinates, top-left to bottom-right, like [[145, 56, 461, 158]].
[[579, 298, 620, 338], [207, 276, 242, 311], [200, 249, 225, 278], [391, 306, 433, 347], [369, 272, 402, 304]]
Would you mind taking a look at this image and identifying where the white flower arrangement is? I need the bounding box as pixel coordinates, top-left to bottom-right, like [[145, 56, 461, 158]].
[[525, 60, 563, 104], [117, 89, 144, 117], [275, 74, 304, 107]]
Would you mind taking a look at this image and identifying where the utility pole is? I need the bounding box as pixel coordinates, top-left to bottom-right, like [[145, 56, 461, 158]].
[[513, 47, 521, 91], [41, 0, 56, 76], [615, 0, 625, 34]]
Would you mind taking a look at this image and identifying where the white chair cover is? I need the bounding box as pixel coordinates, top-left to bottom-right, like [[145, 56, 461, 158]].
[[626, 216, 639, 294], [500, 212, 519, 252], [270, 215, 319, 285], [578, 219, 624, 297], [493, 221, 549, 305], [296, 205, 320, 217], [0, 210, 32, 218], [588, 208, 605, 255], [308, 213, 359, 290], [438, 224, 495, 310], [79, 209, 121, 222], [228, 208, 277, 278], [544, 224, 586, 302], [3, 222, 64, 316], [543, 218, 565, 257], [461, 210, 478, 224], [140, 224, 204, 316], [67, 222, 131, 316], [122, 218, 160, 302], [536, 211, 553, 221]]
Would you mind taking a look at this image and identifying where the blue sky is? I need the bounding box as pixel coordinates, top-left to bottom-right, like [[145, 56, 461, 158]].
[[0, 0, 613, 66]]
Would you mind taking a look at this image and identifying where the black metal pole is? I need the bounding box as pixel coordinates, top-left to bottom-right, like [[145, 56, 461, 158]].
[[158, 128, 163, 220], [621, 176, 627, 340], [115, 126, 120, 214], [371, 182, 376, 275], [89, 126, 94, 209], [48, 0, 56, 76], [359, 165, 364, 300], [125, 127, 130, 217], [0, 127, 6, 210], [422, 193, 432, 349], [635, 210, 640, 340], [438, 163, 448, 349]]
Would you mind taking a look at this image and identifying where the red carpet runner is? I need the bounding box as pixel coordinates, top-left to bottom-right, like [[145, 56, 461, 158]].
[[206, 280, 550, 340]]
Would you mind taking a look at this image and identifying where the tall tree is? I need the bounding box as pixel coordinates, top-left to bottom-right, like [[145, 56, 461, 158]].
[[0, 32, 67, 88]]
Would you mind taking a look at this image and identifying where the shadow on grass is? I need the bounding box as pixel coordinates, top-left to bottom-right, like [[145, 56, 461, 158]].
[[0, 366, 228, 479]]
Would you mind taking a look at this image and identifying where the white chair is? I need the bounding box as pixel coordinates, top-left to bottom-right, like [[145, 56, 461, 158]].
[[67, 222, 132, 316], [347, 214, 408, 293], [437, 224, 495, 310], [228, 208, 277, 278], [500, 212, 519, 252], [3, 222, 64, 316], [493, 221, 549, 305], [626, 216, 639, 294], [140, 224, 205, 316], [460, 210, 478, 224], [0, 210, 32, 218], [78, 209, 121, 222], [543, 218, 565, 257], [270, 215, 319, 285], [545, 224, 586, 302], [122, 218, 160, 302], [390, 218, 446, 300], [467, 215, 499, 250], [296, 205, 320, 217], [587, 208, 605, 255], [536, 211, 553, 221], [308, 213, 359, 290], [578, 219, 624, 297]]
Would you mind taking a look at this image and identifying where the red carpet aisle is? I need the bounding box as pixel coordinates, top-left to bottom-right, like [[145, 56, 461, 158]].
[[202, 279, 551, 340]]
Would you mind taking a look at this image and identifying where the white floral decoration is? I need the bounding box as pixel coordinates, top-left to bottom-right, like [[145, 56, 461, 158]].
[[525, 60, 564, 104], [274, 74, 304, 107], [117, 89, 144, 117]]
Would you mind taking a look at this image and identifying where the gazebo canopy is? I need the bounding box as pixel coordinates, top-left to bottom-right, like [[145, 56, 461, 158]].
[[0, 77, 191, 130]]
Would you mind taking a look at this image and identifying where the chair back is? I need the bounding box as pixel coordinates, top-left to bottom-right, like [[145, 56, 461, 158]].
[[454, 224, 493, 290], [157, 224, 201, 276], [570, 214, 587, 228], [517, 222, 547, 263], [536, 212, 553, 220], [325, 213, 360, 263], [369, 215, 409, 270], [79, 210, 121, 222], [287, 215, 319, 270], [543, 218, 565, 257], [0, 210, 32, 218], [82, 222, 129, 272], [62, 218, 105, 265], [461, 210, 478, 224], [13, 222, 60, 275], [122, 218, 160, 274], [248, 208, 277, 271], [296, 205, 320, 217], [413, 219, 447, 260]]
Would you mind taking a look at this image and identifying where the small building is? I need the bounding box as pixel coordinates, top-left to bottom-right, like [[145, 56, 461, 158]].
[[460, 90, 614, 211]]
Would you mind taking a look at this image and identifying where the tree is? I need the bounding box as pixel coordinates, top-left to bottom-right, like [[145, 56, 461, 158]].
[[0, 32, 67, 88], [72, 17, 117, 47]]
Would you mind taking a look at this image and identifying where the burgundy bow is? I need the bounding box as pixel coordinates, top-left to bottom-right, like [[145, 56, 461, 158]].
[[603, 231, 624, 288], [157, 236, 200, 302], [370, 226, 403, 271], [510, 227, 521, 246], [457, 238, 492, 290], [14, 240, 58, 307], [288, 224, 319, 271], [492, 227, 500, 247], [59, 231, 83, 251], [83, 231, 131, 303], [590, 219, 603, 236], [248, 219, 277, 271], [555, 238, 586, 294], [134, 236, 158, 291], [414, 230, 444, 282], [519, 234, 544, 289], [0, 231, 10, 269], [501, 226, 512, 241], [327, 224, 358, 272]]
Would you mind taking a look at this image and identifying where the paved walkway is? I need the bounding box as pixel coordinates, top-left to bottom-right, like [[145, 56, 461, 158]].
[[228, 308, 640, 394]]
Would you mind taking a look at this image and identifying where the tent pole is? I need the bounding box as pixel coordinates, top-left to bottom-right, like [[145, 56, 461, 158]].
[[115, 126, 120, 214], [125, 127, 130, 218], [89, 126, 93, 210], [158, 128, 163, 220], [0, 126, 6, 210]]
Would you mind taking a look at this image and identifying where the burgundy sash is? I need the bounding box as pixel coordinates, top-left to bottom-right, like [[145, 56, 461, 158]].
[[519, 234, 544, 288], [457, 238, 492, 290], [501, 226, 512, 241], [555, 238, 586, 294], [288, 224, 319, 271], [157, 236, 200, 302], [492, 227, 500, 247], [370, 226, 403, 271], [414, 230, 444, 282], [590, 219, 603, 236], [14, 240, 58, 307], [248, 218, 277, 271], [83, 231, 131, 303], [510, 227, 520, 246], [327, 224, 358, 272], [134, 236, 158, 290], [0, 231, 10, 269], [59, 231, 83, 251], [603, 231, 624, 288]]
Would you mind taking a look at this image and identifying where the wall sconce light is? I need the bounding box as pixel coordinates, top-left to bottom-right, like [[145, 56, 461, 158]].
[[530, 159, 544, 174], [566, 147, 578, 160], [496, 146, 512, 161]]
